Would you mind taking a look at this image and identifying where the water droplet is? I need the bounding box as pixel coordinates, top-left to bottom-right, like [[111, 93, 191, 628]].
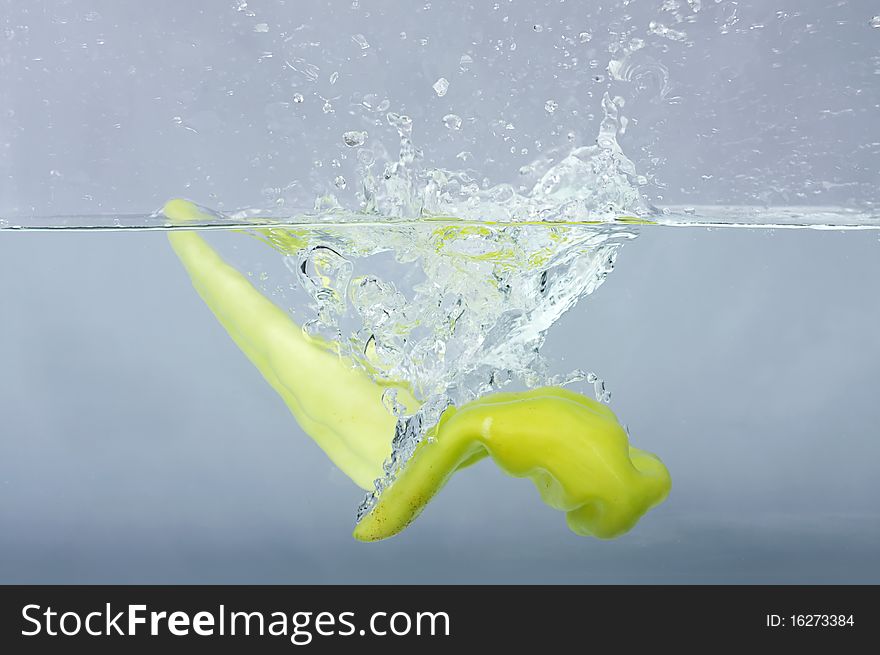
[[351, 33, 370, 49], [292, 93, 304, 103], [532, 24, 544, 32], [544, 99, 558, 114], [286, 57, 319, 82], [322, 100, 333, 113], [459, 54, 473, 71], [432, 77, 449, 97], [334, 175, 347, 189], [648, 21, 687, 41], [329, 71, 339, 85], [871, 16, 880, 28], [253, 23, 269, 33], [578, 31, 592, 43], [442, 113, 462, 130], [343, 130, 367, 147]]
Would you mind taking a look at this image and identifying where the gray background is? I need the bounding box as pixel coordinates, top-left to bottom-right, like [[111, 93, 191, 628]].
[[1, 0, 879, 583]]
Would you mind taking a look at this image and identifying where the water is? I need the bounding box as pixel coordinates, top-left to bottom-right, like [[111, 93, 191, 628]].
[[1, 0, 878, 582], [1, 224, 878, 582]]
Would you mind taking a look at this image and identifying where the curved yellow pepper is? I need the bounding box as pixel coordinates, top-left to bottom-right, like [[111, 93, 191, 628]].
[[354, 387, 670, 541], [163, 199, 671, 541]]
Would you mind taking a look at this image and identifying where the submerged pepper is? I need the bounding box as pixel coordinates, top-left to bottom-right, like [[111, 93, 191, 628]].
[[163, 199, 671, 541], [354, 387, 670, 541], [163, 199, 420, 490]]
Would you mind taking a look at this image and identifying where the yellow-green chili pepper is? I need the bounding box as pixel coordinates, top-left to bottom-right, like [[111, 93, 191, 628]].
[[163, 199, 420, 490], [163, 199, 671, 541], [354, 387, 670, 541]]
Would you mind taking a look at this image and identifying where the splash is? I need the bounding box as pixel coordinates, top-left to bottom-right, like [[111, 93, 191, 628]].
[[226, 91, 652, 522], [165, 45, 670, 539], [345, 93, 652, 223]]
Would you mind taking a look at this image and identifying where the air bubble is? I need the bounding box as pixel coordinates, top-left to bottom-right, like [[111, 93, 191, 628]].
[[381, 388, 405, 417]]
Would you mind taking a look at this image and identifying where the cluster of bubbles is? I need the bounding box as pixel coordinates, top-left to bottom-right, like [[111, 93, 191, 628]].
[[244, 87, 647, 517], [225, 0, 707, 513]]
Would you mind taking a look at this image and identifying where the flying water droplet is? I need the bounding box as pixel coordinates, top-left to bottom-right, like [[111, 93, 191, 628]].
[[544, 100, 558, 114], [253, 23, 269, 33], [648, 21, 687, 41], [334, 175, 347, 189], [871, 16, 880, 28], [433, 77, 449, 97], [292, 93, 304, 103]]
